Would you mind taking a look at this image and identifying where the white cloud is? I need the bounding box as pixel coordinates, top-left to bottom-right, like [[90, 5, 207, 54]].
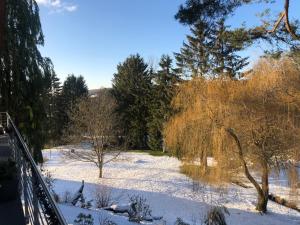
[[36, 0, 78, 13]]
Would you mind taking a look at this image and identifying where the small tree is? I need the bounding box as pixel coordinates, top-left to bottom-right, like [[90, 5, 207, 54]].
[[65, 89, 119, 178]]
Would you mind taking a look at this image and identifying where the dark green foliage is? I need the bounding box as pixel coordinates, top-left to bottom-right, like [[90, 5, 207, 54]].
[[147, 55, 180, 150], [112, 54, 152, 149], [175, 0, 249, 26], [0, 0, 57, 162], [175, 20, 249, 78], [57, 74, 88, 143], [74, 213, 94, 225]]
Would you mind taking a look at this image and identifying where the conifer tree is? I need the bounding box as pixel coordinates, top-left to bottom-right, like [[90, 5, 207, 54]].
[[147, 55, 180, 150], [112, 54, 152, 149], [0, 0, 55, 162], [175, 21, 249, 78], [58, 75, 88, 142]]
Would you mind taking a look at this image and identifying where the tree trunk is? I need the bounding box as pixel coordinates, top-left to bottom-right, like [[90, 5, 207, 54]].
[[201, 150, 207, 174], [98, 151, 104, 178], [256, 162, 269, 213], [226, 128, 269, 213], [99, 165, 103, 178]]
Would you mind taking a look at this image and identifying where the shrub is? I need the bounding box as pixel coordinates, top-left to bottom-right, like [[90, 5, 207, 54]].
[[94, 186, 112, 208], [79, 195, 93, 209], [204, 206, 229, 225], [74, 213, 94, 225], [98, 214, 117, 225], [128, 195, 152, 223], [62, 191, 72, 204], [174, 217, 190, 225]]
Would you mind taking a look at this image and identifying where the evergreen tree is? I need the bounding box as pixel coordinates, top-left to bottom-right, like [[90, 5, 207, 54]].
[[43, 59, 62, 146], [58, 75, 88, 142], [175, 21, 249, 78], [175, 0, 246, 26], [0, 0, 55, 162], [174, 22, 211, 78], [112, 54, 152, 149], [147, 55, 180, 150], [210, 19, 249, 78]]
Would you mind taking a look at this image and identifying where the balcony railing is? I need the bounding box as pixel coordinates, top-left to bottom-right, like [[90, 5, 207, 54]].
[[0, 112, 67, 225]]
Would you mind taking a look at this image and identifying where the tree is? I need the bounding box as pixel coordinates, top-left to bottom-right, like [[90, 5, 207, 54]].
[[43, 60, 62, 146], [165, 58, 300, 212], [175, 0, 300, 43], [175, 20, 249, 78], [112, 54, 152, 149], [0, 0, 55, 162], [65, 89, 120, 178], [147, 55, 180, 150], [0, 0, 5, 51], [57, 75, 88, 143]]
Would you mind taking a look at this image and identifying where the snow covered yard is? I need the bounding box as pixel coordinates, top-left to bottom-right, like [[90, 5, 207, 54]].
[[42, 147, 300, 225]]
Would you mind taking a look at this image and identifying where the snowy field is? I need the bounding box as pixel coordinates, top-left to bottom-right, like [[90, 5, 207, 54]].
[[42, 146, 300, 225]]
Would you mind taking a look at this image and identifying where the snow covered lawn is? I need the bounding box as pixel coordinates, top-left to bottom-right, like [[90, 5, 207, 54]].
[[42, 147, 300, 225]]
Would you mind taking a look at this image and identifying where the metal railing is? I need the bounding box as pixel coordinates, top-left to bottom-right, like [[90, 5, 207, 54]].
[[0, 112, 67, 225]]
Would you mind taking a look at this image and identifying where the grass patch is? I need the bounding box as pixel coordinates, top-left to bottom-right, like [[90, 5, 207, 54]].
[[180, 163, 230, 185]]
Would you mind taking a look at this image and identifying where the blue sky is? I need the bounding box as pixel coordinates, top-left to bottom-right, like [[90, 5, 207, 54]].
[[36, 0, 300, 89]]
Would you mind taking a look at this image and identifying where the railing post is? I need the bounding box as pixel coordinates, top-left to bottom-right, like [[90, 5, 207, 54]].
[[32, 173, 40, 225], [23, 162, 29, 224]]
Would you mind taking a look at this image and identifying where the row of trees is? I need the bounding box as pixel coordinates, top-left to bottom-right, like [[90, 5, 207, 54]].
[[112, 54, 180, 150], [161, 0, 300, 213]]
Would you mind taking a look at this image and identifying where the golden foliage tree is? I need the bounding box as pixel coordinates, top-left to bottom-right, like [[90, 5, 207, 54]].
[[165, 58, 300, 212]]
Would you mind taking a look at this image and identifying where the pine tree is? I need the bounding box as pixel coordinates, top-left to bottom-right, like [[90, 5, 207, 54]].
[[43, 60, 62, 146], [112, 54, 152, 149], [0, 0, 55, 162], [210, 19, 249, 78], [58, 75, 88, 142], [175, 20, 249, 79], [174, 22, 211, 78], [147, 55, 180, 151]]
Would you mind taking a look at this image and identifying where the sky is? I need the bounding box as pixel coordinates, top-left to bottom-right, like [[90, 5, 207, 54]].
[[36, 0, 300, 89]]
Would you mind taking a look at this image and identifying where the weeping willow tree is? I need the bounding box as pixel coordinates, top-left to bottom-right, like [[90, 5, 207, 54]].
[[165, 58, 300, 212], [0, 0, 55, 162]]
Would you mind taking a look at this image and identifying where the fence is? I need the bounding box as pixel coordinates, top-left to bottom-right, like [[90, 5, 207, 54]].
[[0, 112, 67, 225]]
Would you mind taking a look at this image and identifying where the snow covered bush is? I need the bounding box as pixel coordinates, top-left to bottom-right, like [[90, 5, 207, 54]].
[[79, 195, 93, 209], [128, 195, 152, 223], [174, 218, 190, 225], [74, 213, 94, 225], [98, 214, 118, 225], [204, 206, 229, 225], [94, 185, 112, 208], [42, 170, 60, 202], [62, 190, 72, 204]]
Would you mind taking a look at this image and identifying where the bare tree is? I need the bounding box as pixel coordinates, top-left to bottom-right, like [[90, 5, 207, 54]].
[[165, 58, 300, 212], [64, 89, 120, 178]]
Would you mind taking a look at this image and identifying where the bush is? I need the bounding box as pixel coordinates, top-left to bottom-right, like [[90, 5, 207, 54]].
[[128, 195, 152, 223], [174, 218, 190, 225], [79, 195, 93, 209], [74, 213, 94, 225], [62, 191, 72, 204], [94, 185, 112, 208], [98, 214, 117, 225], [204, 206, 229, 225]]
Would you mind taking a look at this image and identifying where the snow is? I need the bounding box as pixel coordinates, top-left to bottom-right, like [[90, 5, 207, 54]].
[[42, 146, 300, 225]]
